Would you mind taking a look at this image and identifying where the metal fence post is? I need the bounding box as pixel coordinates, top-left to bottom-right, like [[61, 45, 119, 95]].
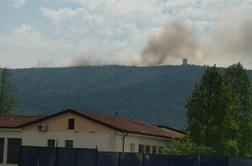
[[118, 153, 121, 166], [18, 146, 22, 166], [94, 149, 98, 166], [197, 155, 200, 166], [37, 147, 40, 166], [73, 149, 78, 166], [141, 154, 144, 166], [54, 148, 58, 166]]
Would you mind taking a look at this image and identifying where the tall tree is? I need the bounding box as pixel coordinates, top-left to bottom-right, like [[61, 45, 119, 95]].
[[223, 63, 252, 156], [0, 68, 16, 115], [186, 66, 239, 156], [163, 138, 215, 155]]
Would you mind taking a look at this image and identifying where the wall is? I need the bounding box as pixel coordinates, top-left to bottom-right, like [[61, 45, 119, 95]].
[[124, 134, 168, 153], [23, 112, 113, 133], [21, 112, 115, 150], [20, 148, 252, 166]]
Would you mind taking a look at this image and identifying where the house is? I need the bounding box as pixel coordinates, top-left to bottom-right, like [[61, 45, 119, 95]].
[[0, 108, 184, 166]]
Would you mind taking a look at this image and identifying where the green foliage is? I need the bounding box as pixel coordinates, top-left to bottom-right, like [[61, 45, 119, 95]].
[[0, 68, 16, 115], [186, 65, 239, 156], [9, 65, 206, 129], [163, 138, 215, 155], [4, 65, 252, 130], [223, 63, 252, 156], [223, 140, 239, 157], [183, 63, 252, 156]]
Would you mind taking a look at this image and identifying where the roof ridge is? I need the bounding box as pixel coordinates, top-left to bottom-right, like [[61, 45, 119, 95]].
[[0, 115, 45, 117], [72, 109, 179, 138], [75, 109, 151, 124], [0, 108, 184, 139]]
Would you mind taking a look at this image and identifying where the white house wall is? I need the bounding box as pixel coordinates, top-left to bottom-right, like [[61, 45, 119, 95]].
[[0, 130, 169, 166], [124, 134, 168, 153], [0, 111, 171, 166]]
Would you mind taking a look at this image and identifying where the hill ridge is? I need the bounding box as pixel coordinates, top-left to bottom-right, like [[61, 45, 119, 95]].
[[9, 64, 250, 130]]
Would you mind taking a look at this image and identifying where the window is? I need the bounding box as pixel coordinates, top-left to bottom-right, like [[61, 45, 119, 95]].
[[138, 144, 145, 153], [65, 140, 73, 148], [145, 145, 151, 154], [68, 119, 75, 129], [0, 138, 4, 164], [47, 139, 55, 147], [130, 143, 135, 152], [152, 146, 157, 154], [7, 138, 22, 164]]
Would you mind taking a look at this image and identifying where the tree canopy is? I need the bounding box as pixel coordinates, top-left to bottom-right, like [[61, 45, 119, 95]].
[[223, 63, 252, 155], [163, 138, 215, 155], [186, 65, 239, 156], [0, 68, 16, 115], [164, 63, 252, 157]]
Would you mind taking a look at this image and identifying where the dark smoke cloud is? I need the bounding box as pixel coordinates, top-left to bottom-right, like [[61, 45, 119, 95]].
[[70, 9, 252, 68], [69, 51, 128, 67], [70, 55, 103, 66], [140, 21, 201, 66], [35, 59, 54, 68], [205, 15, 252, 66], [139, 13, 252, 67]]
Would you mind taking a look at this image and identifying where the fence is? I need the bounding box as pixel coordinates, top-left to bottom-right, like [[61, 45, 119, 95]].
[[19, 146, 252, 166]]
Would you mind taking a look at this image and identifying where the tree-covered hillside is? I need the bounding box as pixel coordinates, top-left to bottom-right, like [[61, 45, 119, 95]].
[[10, 65, 250, 130]]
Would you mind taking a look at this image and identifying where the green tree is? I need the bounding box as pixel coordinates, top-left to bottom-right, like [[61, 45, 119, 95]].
[[163, 138, 215, 155], [186, 65, 239, 156], [223, 63, 252, 156], [0, 68, 16, 115]]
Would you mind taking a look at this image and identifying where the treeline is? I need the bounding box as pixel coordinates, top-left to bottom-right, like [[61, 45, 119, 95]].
[[0, 68, 16, 115], [165, 63, 252, 157]]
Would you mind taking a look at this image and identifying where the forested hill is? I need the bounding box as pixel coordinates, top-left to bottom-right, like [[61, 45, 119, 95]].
[[9, 65, 251, 130]]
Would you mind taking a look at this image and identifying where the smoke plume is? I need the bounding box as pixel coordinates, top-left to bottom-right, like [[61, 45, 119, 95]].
[[139, 10, 252, 67], [140, 21, 201, 66], [204, 14, 252, 67], [70, 8, 252, 68], [35, 59, 54, 68]]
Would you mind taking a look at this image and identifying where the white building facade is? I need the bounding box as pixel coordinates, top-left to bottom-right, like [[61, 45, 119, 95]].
[[0, 109, 184, 166]]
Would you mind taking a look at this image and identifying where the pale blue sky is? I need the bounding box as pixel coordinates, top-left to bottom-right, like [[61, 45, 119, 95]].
[[1, 0, 252, 68]]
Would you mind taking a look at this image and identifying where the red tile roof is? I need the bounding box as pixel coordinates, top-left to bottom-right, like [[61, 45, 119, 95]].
[[73, 109, 184, 139], [0, 109, 184, 139], [0, 115, 44, 128]]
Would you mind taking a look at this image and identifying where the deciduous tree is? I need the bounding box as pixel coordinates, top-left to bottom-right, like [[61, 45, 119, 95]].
[[186, 65, 239, 156], [0, 68, 16, 115], [223, 63, 252, 156]]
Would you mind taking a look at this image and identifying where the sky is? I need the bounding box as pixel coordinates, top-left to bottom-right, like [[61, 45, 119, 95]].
[[1, 0, 252, 69]]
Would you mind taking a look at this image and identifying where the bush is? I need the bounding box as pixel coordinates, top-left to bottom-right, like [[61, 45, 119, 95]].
[[163, 138, 215, 155]]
